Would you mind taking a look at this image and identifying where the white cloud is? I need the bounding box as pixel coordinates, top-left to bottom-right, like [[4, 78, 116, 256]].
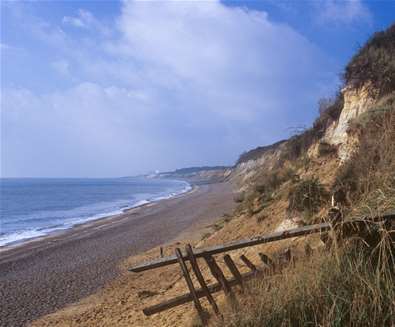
[[110, 1, 333, 118], [2, 1, 337, 177], [62, 9, 110, 36], [63, 9, 94, 28], [62, 15, 85, 28], [317, 0, 372, 24], [51, 59, 70, 77], [0, 42, 23, 52], [1, 43, 13, 50], [2, 84, 159, 177]]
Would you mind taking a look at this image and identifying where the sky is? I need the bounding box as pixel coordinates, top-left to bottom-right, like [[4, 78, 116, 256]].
[[1, 0, 394, 178]]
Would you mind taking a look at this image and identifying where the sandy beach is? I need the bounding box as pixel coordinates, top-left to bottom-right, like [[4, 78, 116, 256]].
[[0, 182, 236, 327]]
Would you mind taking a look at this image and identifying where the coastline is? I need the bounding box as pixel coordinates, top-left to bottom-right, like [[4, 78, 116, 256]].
[[0, 181, 198, 264], [0, 181, 236, 327], [0, 179, 193, 250]]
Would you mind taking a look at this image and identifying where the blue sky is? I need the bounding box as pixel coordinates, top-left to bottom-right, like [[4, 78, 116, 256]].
[[1, 0, 394, 177]]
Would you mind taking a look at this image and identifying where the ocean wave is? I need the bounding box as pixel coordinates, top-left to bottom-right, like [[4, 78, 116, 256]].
[[0, 229, 48, 247], [0, 181, 192, 248]]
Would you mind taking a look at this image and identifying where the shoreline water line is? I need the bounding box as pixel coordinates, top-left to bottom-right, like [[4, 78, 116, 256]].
[[0, 179, 193, 249]]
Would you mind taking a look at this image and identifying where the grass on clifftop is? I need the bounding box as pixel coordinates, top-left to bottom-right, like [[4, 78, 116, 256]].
[[345, 23, 395, 96]]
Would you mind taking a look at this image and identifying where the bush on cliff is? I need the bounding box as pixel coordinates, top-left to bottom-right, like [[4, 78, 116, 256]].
[[345, 23, 395, 96], [288, 177, 329, 219]]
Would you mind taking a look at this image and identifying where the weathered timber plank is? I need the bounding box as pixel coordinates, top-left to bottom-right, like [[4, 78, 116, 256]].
[[175, 248, 207, 325], [258, 253, 274, 268], [223, 254, 244, 290], [240, 255, 257, 272], [185, 244, 220, 316], [204, 255, 232, 295], [130, 222, 331, 272], [143, 269, 263, 316], [129, 213, 395, 273]]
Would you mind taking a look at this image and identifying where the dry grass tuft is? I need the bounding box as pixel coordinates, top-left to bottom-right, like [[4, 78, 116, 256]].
[[216, 229, 394, 327], [287, 177, 329, 222], [333, 101, 395, 215]]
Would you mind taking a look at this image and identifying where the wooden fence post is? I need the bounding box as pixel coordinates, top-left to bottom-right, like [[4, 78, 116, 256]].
[[185, 244, 221, 317], [240, 255, 257, 272], [175, 248, 207, 326], [223, 254, 244, 291], [130, 214, 395, 273], [203, 255, 232, 295]]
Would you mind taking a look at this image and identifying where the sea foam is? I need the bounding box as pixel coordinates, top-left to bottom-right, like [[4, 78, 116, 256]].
[[0, 178, 191, 248]]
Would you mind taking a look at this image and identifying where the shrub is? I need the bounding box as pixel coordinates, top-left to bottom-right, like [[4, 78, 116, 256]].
[[256, 212, 267, 223], [344, 23, 395, 96], [288, 178, 329, 216], [254, 184, 266, 194], [317, 141, 337, 157], [332, 163, 358, 205], [217, 231, 395, 327], [281, 129, 315, 161], [280, 93, 344, 163], [252, 167, 296, 214], [315, 94, 344, 133], [269, 172, 282, 189]]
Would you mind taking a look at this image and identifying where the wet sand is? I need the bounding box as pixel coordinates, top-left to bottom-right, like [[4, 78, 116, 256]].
[[0, 182, 236, 327]]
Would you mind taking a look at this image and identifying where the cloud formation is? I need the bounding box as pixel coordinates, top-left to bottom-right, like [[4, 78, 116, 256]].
[[63, 9, 96, 29], [317, 0, 371, 24], [2, 1, 336, 177]]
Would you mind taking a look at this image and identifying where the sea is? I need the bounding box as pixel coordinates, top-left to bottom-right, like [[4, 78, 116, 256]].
[[0, 177, 191, 247]]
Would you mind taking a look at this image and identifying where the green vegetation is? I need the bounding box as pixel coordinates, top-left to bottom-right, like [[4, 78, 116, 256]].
[[345, 23, 395, 96], [236, 166, 297, 217], [287, 177, 329, 220], [254, 167, 296, 196], [317, 141, 338, 157], [277, 92, 343, 163], [218, 232, 394, 327], [316, 95, 344, 129], [255, 211, 267, 223]]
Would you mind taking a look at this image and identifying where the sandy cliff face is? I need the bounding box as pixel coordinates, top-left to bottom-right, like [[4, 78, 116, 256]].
[[230, 142, 285, 192], [158, 167, 232, 184], [324, 83, 376, 161], [191, 168, 232, 183], [231, 81, 378, 189]]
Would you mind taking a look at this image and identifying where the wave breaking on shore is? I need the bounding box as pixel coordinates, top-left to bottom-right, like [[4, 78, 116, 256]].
[[0, 180, 192, 248]]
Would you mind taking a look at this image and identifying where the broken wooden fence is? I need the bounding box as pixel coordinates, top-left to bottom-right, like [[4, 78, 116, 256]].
[[128, 212, 395, 325]]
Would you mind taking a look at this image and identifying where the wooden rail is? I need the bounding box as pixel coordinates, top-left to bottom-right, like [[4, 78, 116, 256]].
[[129, 212, 395, 273], [129, 222, 331, 272], [131, 211, 395, 324], [143, 267, 263, 316]]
